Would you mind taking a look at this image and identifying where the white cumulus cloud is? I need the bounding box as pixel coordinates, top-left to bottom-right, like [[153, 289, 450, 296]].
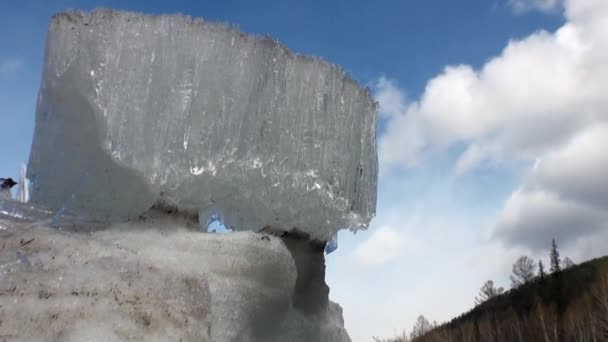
[[509, 0, 564, 14], [374, 76, 407, 119], [0, 59, 25, 74], [377, 0, 608, 255], [354, 226, 408, 266], [378, 20, 603, 172], [493, 123, 608, 256]]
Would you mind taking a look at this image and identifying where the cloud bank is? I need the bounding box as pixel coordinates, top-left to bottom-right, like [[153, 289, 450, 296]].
[[376, 0, 608, 256]]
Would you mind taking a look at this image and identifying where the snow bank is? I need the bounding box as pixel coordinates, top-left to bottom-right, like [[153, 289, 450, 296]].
[[0, 217, 350, 341]]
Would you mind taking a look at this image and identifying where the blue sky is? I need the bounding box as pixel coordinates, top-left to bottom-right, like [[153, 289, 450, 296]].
[[0, 0, 561, 181], [2, 0, 608, 341]]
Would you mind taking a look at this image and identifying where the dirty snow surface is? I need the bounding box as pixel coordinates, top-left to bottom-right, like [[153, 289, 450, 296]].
[[0, 204, 350, 342]]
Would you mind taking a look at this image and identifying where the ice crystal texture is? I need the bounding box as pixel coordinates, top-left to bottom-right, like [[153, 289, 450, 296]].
[[28, 9, 378, 239]]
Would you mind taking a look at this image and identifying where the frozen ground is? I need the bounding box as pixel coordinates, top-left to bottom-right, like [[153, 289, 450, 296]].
[[0, 202, 349, 342], [0, 201, 350, 341]]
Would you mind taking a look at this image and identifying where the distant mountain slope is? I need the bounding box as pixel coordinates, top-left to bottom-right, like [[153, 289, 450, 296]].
[[421, 256, 608, 341], [378, 256, 608, 341]]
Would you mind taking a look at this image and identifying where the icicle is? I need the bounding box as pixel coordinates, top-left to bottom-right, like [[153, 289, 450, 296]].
[[17, 162, 29, 203]]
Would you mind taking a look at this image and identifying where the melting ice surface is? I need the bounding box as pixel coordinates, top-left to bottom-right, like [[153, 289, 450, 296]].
[[206, 216, 232, 234], [0, 199, 54, 224], [28, 9, 378, 240]]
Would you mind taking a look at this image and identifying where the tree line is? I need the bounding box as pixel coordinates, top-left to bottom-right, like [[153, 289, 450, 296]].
[[373, 238, 608, 342], [476, 238, 574, 306]]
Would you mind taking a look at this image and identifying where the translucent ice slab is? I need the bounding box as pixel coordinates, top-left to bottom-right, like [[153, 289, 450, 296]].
[[28, 9, 378, 239]]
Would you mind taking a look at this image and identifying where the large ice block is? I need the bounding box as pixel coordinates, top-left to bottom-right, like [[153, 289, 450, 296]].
[[28, 9, 378, 240]]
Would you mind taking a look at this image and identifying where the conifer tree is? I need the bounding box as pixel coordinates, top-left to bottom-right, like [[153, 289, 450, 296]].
[[538, 260, 546, 280], [550, 238, 561, 273]]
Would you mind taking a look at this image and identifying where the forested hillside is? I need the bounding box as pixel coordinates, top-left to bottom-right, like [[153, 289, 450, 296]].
[[376, 255, 608, 341]]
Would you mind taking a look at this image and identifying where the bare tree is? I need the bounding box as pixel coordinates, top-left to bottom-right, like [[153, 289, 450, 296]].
[[562, 257, 575, 269], [410, 315, 432, 340], [550, 238, 561, 273], [372, 337, 405, 342], [373, 335, 407, 342], [475, 280, 504, 305], [511, 256, 536, 288]]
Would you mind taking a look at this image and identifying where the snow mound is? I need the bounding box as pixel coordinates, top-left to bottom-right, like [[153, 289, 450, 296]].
[[0, 218, 350, 341]]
